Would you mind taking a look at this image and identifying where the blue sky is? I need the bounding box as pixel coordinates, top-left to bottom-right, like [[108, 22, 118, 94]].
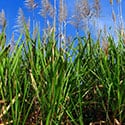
[[0, 0, 125, 41]]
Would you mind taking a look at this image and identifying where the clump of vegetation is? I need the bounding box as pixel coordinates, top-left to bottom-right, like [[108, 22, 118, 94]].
[[0, 0, 125, 124]]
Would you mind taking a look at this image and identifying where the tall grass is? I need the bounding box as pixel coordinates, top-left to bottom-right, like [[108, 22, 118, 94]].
[[1, 26, 125, 124], [0, 0, 125, 125]]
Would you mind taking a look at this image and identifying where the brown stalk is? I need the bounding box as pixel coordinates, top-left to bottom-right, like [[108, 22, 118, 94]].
[[59, 0, 67, 23], [110, 0, 113, 5], [112, 10, 116, 23], [102, 38, 109, 56], [58, 0, 67, 49], [93, 0, 100, 18], [0, 9, 6, 30]]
